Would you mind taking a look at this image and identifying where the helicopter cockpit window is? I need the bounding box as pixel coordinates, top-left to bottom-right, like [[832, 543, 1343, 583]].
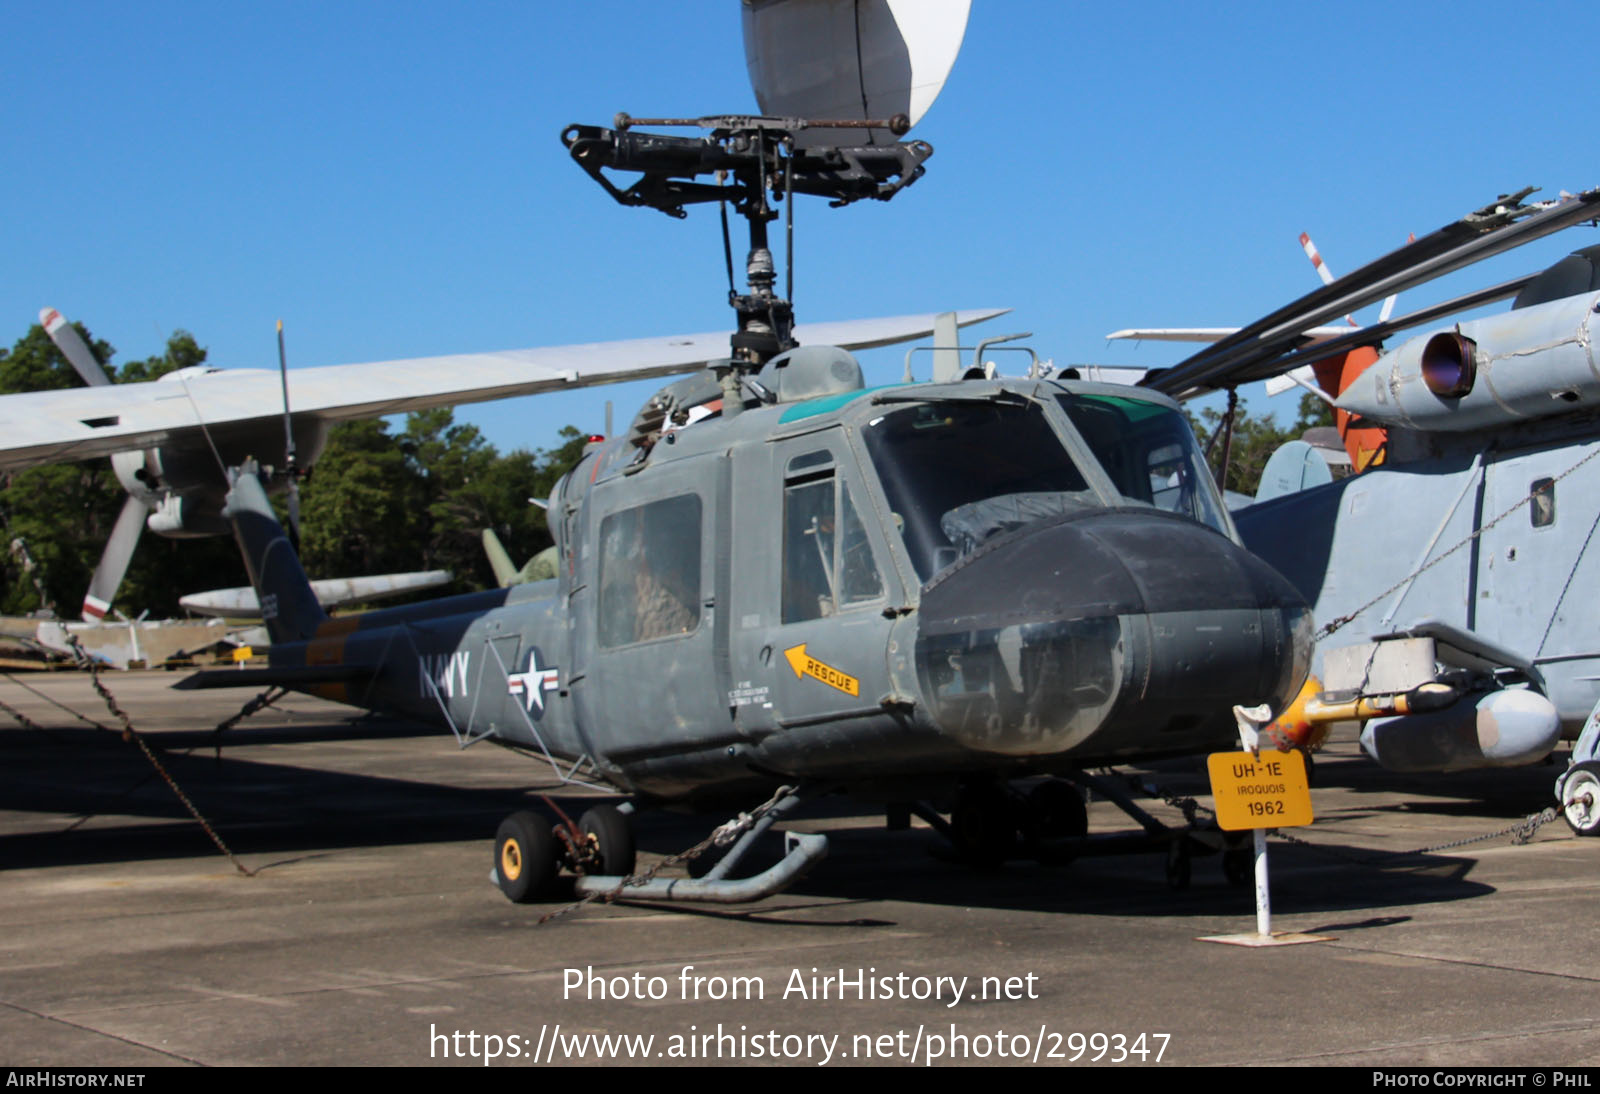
[[782, 457, 884, 623], [861, 400, 1095, 582], [1057, 394, 1228, 533], [597, 494, 701, 648]]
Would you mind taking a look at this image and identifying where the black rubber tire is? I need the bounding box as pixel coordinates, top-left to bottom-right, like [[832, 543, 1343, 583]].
[[1025, 779, 1088, 864], [1165, 838, 1192, 890], [495, 811, 559, 903], [580, 804, 637, 876], [1222, 847, 1252, 887], [951, 785, 1018, 869]]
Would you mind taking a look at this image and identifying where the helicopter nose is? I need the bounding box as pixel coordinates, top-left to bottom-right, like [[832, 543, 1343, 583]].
[[913, 508, 1311, 760]]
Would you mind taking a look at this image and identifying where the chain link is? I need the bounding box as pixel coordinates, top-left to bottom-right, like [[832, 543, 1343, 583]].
[[1139, 764, 1563, 863], [63, 638, 258, 876], [199, 686, 287, 760], [1269, 806, 1562, 864]]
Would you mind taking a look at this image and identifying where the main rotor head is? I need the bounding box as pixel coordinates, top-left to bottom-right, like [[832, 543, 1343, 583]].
[[562, 114, 933, 368]]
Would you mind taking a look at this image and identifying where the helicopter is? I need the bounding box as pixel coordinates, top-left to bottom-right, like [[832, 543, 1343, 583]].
[[1110, 187, 1600, 834], [167, 80, 1315, 902]]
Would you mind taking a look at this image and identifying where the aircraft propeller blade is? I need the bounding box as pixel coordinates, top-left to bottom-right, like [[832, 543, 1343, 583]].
[[1298, 233, 1360, 328], [82, 494, 146, 621], [42, 308, 150, 620], [39, 308, 113, 387]]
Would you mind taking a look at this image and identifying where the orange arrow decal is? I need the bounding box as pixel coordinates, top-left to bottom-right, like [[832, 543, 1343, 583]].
[[783, 643, 860, 697]]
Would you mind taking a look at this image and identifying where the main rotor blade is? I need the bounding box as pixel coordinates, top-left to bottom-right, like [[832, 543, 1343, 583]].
[[40, 308, 113, 387], [82, 495, 146, 621], [1233, 273, 1538, 383], [1145, 188, 1600, 399]]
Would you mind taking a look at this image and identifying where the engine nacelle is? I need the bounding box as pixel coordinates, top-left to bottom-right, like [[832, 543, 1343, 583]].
[[107, 417, 330, 538], [1359, 688, 1561, 773], [146, 493, 230, 538], [1336, 290, 1600, 431]]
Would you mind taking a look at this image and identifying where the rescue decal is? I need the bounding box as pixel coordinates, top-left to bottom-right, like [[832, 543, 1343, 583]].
[[783, 643, 859, 697], [508, 647, 560, 717]]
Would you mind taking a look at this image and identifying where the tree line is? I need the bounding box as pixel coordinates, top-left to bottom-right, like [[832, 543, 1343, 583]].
[[0, 322, 586, 619]]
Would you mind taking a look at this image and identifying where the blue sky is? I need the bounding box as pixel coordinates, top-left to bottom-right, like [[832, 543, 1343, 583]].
[[4, 2, 1595, 455]]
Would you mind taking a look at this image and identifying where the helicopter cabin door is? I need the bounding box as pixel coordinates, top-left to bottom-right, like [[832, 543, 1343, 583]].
[[728, 436, 900, 737], [567, 454, 735, 776]]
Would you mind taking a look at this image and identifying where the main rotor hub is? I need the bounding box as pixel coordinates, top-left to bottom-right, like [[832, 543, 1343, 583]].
[[562, 114, 933, 369]]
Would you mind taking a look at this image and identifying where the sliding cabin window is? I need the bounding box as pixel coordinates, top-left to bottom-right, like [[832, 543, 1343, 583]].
[[782, 454, 884, 624], [597, 494, 702, 647]]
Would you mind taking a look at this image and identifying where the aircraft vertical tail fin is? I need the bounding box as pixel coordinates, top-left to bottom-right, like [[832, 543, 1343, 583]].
[[222, 464, 328, 644], [482, 528, 519, 588]]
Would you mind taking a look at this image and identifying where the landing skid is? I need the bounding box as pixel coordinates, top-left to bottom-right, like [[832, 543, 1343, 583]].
[[913, 770, 1251, 890], [491, 785, 832, 906], [489, 767, 1250, 910]]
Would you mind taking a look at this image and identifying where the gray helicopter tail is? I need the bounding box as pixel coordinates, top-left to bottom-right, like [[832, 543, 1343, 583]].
[[222, 463, 328, 644]]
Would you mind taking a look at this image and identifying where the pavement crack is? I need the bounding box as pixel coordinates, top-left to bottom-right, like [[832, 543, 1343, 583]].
[[0, 998, 207, 1066], [1325, 940, 1600, 985]]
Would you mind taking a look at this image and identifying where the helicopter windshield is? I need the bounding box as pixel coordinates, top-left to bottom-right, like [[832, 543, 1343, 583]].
[[862, 399, 1099, 582], [1054, 393, 1229, 532], [862, 393, 1230, 582]]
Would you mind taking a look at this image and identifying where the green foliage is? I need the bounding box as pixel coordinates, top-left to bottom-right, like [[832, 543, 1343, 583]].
[[115, 331, 207, 383], [0, 322, 115, 393], [1186, 392, 1335, 497], [1, 463, 121, 616], [0, 323, 245, 617], [1292, 390, 1335, 433], [298, 414, 584, 596]]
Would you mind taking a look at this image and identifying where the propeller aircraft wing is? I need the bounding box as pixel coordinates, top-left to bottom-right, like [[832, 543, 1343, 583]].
[[0, 310, 1005, 473]]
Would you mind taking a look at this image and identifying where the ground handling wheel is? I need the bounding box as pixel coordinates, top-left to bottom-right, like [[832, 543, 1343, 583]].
[[579, 803, 637, 876], [1023, 779, 1088, 865], [1165, 837, 1192, 890], [950, 784, 1019, 869], [1222, 846, 1252, 887], [1561, 761, 1600, 836], [494, 811, 559, 903]]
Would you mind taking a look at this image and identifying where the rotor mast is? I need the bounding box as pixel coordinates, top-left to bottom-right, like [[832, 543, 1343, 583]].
[[562, 113, 929, 374]]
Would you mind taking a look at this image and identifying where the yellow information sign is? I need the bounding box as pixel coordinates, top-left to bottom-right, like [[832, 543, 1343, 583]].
[[783, 644, 860, 697], [1206, 750, 1313, 831]]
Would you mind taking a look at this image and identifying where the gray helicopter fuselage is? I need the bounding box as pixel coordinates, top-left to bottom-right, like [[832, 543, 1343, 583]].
[[1233, 279, 1600, 774], [1238, 401, 1600, 734], [243, 371, 1310, 807]]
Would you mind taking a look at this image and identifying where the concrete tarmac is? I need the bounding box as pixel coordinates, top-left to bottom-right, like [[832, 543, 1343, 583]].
[[1, 671, 1596, 1068]]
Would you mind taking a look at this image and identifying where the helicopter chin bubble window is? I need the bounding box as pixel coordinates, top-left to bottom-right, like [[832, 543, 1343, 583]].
[[1421, 332, 1477, 399]]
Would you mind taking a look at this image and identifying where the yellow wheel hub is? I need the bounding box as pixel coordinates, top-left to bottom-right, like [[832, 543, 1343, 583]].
[[501, 840, 523, 881]]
